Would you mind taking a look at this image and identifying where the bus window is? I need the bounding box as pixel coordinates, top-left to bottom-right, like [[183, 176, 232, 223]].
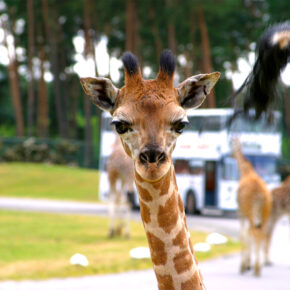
[[222, 157, 239, 180], [174, 159, 204, 175], [205, 161, 217, 206], [174, 159, 191, 174], [189, 160, 204, 175], [187, 116, 227, 132], [246, 155, 278, 181]]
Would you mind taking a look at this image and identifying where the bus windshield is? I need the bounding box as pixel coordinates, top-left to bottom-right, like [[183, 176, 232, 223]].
[[222, 155, 278, 182], [186, 115, 228, 132], [230, 114, 281, 133], [246, 155, 278, 180]]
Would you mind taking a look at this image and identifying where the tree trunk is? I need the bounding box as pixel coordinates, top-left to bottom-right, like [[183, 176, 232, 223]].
[[184, 9, 197, 78], [41, 0, 68, 138], [8, 60, 25, 137], [166, 0, 177, 55], [37, 42, 49, 137], [125, 0, 140, 58], [83, 0, 95, 167], [69, 76, 79, 139], [149, 6, 162, 61], [27, 0, 35, 136], [1, 18, 24, 137], [198, 4, 215, 108], [125, 0, 134, 52]]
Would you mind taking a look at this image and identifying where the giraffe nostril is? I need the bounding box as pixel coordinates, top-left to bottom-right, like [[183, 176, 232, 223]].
[[158, 152, 166, 163], [139, 149, 166, 164], [139, 153, 148, 164]]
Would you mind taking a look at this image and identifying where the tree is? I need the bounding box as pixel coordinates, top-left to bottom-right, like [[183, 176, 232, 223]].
[[197, 3, 215, 108], [0, 14, 24, 137], [26, 0, 35, 136], [83, 0, 95, 167], [41, 0, 69, 138]]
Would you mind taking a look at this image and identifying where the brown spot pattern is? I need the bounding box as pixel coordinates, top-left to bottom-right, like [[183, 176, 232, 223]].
[[156, 274, 174, 290], [138, 187, 153, 202], [147, 232, 167, 265], [173, 228, 187, 248], [140, 201, 151, 224], [151, 167, 171, 191], [181, 274, 201, 290], [174, 249, 193, 274], [158, 193, 179, 233]]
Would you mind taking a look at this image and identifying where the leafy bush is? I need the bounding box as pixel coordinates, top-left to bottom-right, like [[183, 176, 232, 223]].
[[1, 138, 79, 166]]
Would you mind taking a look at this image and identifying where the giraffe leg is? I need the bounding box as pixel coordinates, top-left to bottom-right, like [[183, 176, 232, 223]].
[[245, 227, 252, 270], [108, 198, 116, 238], [264, 221, 274, 266], [123, 199, 131, 239], [108, 173, 118, 238], [253, 228, 263, 277], [115, 196, 123, 236], [240, 217, 251, 273]]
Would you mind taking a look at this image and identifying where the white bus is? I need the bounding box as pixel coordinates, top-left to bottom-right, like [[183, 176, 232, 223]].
[[99, 109, 281, 214]]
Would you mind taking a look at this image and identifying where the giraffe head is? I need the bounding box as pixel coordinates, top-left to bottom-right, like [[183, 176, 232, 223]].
[[81, 50, 220, 182]]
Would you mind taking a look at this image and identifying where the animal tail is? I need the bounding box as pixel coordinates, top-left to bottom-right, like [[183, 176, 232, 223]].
[[230, 22, 290, 120]]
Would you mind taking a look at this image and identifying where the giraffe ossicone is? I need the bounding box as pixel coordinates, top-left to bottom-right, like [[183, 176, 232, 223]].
[[80, 50, 220, 290]]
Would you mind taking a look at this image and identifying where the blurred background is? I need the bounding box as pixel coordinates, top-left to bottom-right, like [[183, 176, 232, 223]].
[[0, 0, 289, 289], [0, 0, 289, 168]]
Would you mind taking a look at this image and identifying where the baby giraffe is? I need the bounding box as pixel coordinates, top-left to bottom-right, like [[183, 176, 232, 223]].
[[81, 50, 219, 289], [264, 176, 290, 265], [232, 138, 272, 276], [107, 135, 134, 238]]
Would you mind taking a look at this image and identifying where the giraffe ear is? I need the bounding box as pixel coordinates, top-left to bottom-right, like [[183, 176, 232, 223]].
[[177, 72, 220, 109], [80, 77, 119, 112]]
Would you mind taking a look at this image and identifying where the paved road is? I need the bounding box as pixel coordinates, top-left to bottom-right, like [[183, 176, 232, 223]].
[[0, 198, 289, 290]]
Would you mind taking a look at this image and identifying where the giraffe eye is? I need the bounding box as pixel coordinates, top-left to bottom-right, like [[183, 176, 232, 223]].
[[111, 120, 131, 134], [172, 121, 189, 134]]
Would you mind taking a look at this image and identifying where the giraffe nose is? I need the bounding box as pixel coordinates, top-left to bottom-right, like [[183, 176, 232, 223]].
[[139, 148, 166, 164]]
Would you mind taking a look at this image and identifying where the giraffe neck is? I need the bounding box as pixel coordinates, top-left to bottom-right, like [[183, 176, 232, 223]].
[[234, 151, 254, 178], [135, 163, 205, 290]]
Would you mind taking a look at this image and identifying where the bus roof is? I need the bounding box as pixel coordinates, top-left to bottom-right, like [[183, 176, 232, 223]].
[[102, 108, 280, 118], [102, 108, 234, 118], [186, 108, 233, 116]]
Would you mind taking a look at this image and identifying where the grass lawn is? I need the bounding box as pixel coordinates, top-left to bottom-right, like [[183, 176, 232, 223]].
[[0, 211, 240, 281], [0, 162, 99, 201]]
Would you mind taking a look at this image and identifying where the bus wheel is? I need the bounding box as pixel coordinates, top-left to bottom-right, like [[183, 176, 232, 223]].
[[185, 191, 196, 215]]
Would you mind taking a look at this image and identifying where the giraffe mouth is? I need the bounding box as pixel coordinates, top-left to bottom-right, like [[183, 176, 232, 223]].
[[135, 158, 171, 182]]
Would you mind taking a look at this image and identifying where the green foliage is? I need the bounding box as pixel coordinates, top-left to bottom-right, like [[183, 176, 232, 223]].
[[1, 138, 80, 165]]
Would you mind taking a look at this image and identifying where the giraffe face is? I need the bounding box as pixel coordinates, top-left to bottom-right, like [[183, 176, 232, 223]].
[[111, 82, 188, 181], [80, 50, 220, 182]]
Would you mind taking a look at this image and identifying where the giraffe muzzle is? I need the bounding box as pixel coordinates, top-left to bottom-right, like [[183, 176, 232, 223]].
[[139, 148, 166, 164]]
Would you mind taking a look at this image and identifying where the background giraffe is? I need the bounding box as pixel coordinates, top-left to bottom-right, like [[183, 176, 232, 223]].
[[264, 176, 290, 265], [232, 138, 272, 276], [80, 50, 219, 289], [106, 134, 134, 238]]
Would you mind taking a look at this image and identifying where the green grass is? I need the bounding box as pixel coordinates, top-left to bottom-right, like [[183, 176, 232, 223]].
[[0, 162, 99, 201], [0, 211, 240, 281]]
